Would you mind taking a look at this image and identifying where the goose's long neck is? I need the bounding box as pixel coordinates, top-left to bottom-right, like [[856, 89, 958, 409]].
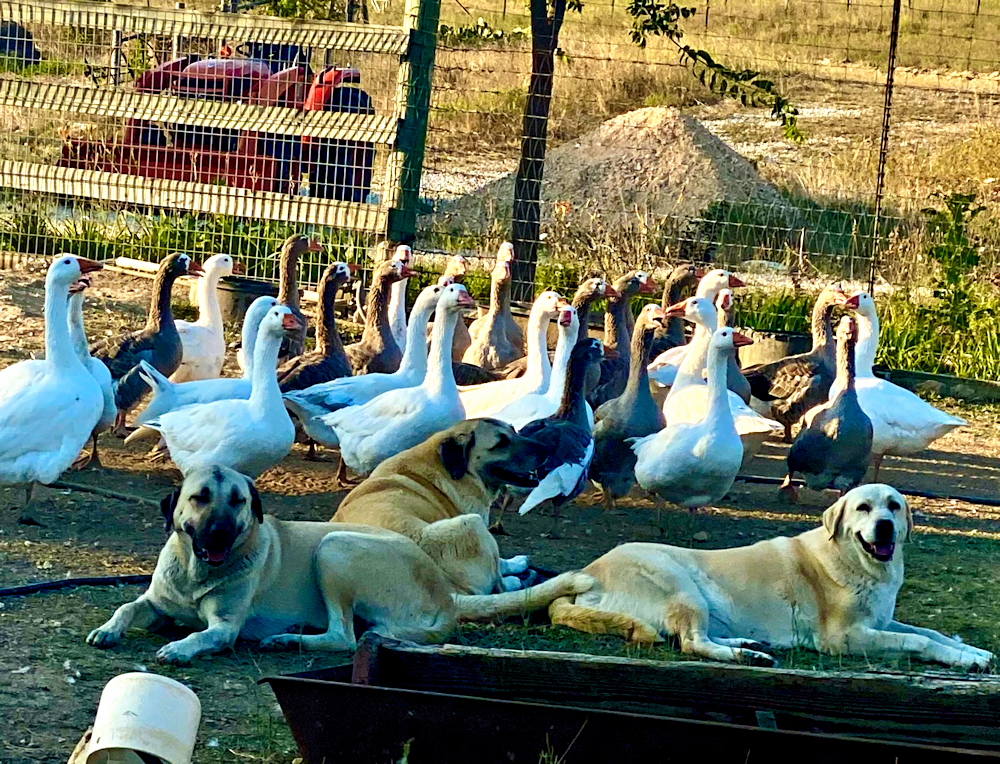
[[524, 308, 552, 387], [278, 250, 300, 311], [555, 356, 590, 429], [663, 276, 690, 345], [604, 296, 631, 351], [363, 277, 396, 347], [400, 298, 436, 378], [425, 305, 458, 397], [148, 269, 177, 331], [196, 270, 223, 330], [572, 297, 593, 348], [44, 279, 79, 371], [854, 309, 878, 378], [669, 317, 716, 397], [546, 325, 575, 405], [317, 278, 345, 358], [623, 325, 655, 399], [837, 333, 857, 393], [811, 299, 836, 352], [705, 343, 732, 426], [67, 291, 90, 366], [250, 328, 283, 411], [486, 273, 505, 316], [240, 311, 262, 380]]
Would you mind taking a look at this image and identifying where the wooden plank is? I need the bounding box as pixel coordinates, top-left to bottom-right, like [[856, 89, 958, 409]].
[[1, 0, 410, 54], [0, 80, 398, 145], [375, 642, 1000, 748], [0, 161, 386, 231]]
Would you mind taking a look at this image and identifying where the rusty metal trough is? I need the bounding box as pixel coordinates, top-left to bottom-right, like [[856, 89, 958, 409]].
[[260, 633, 1000, 763]]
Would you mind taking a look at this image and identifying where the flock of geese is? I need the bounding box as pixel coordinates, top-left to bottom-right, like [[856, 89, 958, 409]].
[[0, 236, 967, 525]]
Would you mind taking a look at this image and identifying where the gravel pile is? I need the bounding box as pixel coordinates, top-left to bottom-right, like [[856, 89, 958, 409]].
[[422, 106, 796, 236]]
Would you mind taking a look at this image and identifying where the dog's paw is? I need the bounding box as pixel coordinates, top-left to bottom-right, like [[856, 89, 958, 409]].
[[502, 575, 523, 592], [259, 634, 297, 651], [737, 649, 779, 668], [86, 626, 120, 649], [156, 641, 196, 665], [959, 649, 994, 672], [499, 555, 530, 576]]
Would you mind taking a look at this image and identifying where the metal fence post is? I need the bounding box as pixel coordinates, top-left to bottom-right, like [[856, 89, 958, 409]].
[[383, 0, 441, 244], [868, 0, 901, 293]]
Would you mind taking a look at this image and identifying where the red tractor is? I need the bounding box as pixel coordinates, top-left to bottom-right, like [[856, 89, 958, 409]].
[[59, 43, 375, 202]]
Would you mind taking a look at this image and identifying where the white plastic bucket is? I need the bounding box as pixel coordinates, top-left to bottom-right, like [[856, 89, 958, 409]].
[[87, 672, 201, 764]]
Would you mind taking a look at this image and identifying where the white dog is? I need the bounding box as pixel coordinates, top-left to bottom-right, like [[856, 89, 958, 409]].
[[550, 484, 993, 669]]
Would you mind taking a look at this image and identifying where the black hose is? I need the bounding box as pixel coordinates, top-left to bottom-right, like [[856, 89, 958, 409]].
[[736, 474, 1000, 508], [0, 573, 152, 598]]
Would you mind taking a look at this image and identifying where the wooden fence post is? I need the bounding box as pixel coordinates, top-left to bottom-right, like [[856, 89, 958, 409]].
[[383, 0, 441, 244]]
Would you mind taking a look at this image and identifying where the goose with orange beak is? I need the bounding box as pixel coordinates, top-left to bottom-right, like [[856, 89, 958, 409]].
[[139, 305, 302, 477]]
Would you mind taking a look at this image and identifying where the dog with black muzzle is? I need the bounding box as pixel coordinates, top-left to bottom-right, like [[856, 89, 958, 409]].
[[549, 484, 994, 670], [332, 419, 550, 591], [87, 464, 592, 663]]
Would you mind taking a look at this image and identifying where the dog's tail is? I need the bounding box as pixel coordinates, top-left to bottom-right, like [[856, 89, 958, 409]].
[[548, 597, 663, 644], [455, 571, 595, 621]]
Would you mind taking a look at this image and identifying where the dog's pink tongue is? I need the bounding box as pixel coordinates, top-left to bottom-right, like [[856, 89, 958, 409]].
[[875, 543, 894, 558], [207, 549, 227, 563]]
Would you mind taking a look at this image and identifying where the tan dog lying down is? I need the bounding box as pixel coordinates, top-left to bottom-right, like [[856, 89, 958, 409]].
[[551, 484, 993, 669], [333, 419, 548, 590], [87, 465, 592, 664]]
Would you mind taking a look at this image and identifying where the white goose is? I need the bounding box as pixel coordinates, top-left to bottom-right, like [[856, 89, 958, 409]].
[[318, 283, 473, 477], [493, 304, 594, 431], [662, 297, 782, 460], [172, 253, 235, 383], [68, 276, 116, 469], [283, 279, 452, 447], [647, 269, 746, 388], [459, 291, 566, 418], [13, 274, 116, 470], [840, 290, 966, 479], [139, 305, 300, 478], [632, 328, 744, 509], [0, 256, 104, 517], [129, 295, 279, 429], [388, 244, 412, 354]]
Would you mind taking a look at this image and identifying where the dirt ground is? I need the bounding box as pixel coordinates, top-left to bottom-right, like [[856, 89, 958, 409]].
[[2, 266, 1000, 763]]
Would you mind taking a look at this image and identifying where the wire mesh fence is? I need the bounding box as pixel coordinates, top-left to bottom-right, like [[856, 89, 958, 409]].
[[1, 0, 999, 376]]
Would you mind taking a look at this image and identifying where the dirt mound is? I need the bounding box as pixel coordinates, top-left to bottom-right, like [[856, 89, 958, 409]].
[[424, 106, 795, 236]]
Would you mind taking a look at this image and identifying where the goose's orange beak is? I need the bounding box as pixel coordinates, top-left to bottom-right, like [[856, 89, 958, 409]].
[[732, 331, 754, 348], [76, 257, 103, 275], [663, 300, 687, 318], [347, 263, 359, 275], [603, 284, 620, 299], [307, 239, 323, 253], [282, 313, 303, 331], [728, 274, 746, 288], [187, 260, 205, 277], [638, 277, 657, 295]]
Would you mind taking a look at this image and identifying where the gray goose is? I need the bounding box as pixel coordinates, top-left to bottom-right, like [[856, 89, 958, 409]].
[[277, 261, 354, 393], [589, 270, 657, 408], [649, 263, 702, 357], [276, 234, 323, 364], [91, 253, 202, 436], [590, 304, 668, 510], [345, 259, 414, 374], [781, 315, 873, 500], [742, 284, 848, 441]]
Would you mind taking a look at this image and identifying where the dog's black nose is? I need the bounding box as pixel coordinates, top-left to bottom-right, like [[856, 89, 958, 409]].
[[203, 516, 236, 551], [874, 519, 895, 542]]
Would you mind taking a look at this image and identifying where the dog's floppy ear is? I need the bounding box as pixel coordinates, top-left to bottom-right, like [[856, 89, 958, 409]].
[[902, 495, 913, 542], [439, 431, 475, 481], [160, 487, 181, 534], [247, 478, 264, 524], [822, 495, 848, 541]]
